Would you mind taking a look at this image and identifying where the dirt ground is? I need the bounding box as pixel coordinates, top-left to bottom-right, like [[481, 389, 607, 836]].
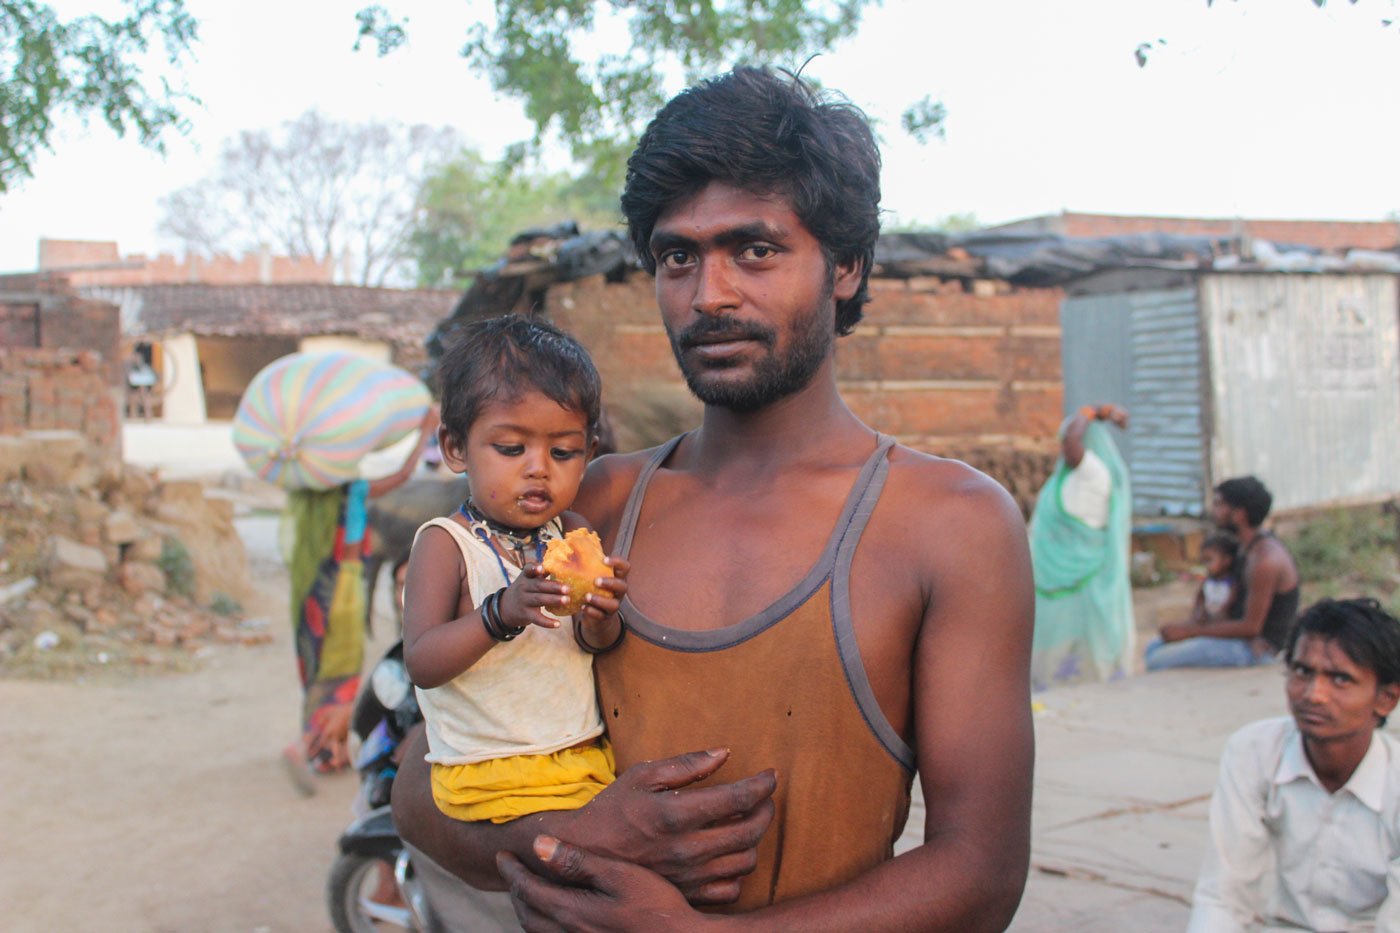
[[0, 511, 400, 933], [0, 491, 1198, 933]]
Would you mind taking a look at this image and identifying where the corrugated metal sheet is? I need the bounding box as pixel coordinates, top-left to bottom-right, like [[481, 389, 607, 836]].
[[1202, 273, 1400, 511], [1128, 288, 1208, 516], [1060, 292, 1133, 465], [1061, 288, 1208, 516]]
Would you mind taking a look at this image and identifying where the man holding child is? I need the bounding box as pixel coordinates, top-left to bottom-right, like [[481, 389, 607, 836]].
[[1146, 475, 1301, 671], [393, 66, 1036, 930]]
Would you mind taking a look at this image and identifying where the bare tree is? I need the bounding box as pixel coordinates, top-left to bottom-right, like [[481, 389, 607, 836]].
[[159, 110, 459, 286]]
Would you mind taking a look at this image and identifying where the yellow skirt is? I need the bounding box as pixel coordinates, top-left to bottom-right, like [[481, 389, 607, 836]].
[[430, 739, 616, 824]]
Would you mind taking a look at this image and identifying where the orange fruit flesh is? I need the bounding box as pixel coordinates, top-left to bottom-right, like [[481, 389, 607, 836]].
[[541, 528, 613, 615]]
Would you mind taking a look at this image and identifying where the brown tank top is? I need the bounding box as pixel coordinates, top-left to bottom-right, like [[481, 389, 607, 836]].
[[594, 434, 915, 912]]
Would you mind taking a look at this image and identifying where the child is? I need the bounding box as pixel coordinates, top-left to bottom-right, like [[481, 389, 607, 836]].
[[402, 315, 627, 825], [1194, 533, 1241, 624]]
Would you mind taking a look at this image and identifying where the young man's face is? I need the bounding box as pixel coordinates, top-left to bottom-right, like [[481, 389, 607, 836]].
[[648, 182, 861, 412], [1211, 493, 1241, 533], [1286, 633, 1400, 746]]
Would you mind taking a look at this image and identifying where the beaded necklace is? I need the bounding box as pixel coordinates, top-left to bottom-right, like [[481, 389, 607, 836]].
[[458, 499, 548, 587]]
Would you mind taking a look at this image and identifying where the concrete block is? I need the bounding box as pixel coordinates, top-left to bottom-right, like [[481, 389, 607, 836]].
[[117, 561, 167, 596], [103, 509, 141, 545], [45, 535, 108, 590]]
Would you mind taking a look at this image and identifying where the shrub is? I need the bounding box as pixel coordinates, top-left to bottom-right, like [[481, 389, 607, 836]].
[[157, 536, 197, 598]]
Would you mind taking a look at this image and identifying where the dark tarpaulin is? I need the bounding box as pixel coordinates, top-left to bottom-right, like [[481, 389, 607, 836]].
[[951, 232, 1238, 287]]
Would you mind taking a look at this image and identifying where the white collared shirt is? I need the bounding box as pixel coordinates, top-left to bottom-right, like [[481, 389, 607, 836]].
[[1189, 717, 1400, 932]]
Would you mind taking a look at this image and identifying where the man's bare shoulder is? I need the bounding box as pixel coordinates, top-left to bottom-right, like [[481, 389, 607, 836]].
[[574, 442, 670, 541], [1249, 533, 1298, 575], [883, 443, 1024, 528]]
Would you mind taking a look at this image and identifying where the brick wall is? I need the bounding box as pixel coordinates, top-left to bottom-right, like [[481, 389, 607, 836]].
[[0, 349, 121, 455], [38, 238, 334, 287], [544, 271, 1063, 512], [0, 274, 123, 458], [1057, 213, 1400, 252]]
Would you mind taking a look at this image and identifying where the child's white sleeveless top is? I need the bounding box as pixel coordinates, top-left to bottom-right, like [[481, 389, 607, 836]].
[[413, 516, 604, 765]]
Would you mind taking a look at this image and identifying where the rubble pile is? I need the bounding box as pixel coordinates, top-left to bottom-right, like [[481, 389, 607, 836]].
[[0, 430, 267, 678]]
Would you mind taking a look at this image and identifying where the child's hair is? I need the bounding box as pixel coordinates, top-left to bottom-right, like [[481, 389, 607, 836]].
[[1200, 533, 1239, 570], [435, 315, 602, 444]]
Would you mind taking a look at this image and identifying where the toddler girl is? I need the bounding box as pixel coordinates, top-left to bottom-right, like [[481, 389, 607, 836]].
[[402, 315, 627, 824]]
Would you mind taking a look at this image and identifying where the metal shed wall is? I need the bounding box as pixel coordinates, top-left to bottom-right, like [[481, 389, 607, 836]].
[[1062, 288, 1208, 516], [1201, 273, 1400, 512], [1127, 288, 1208, 516], [1059, 292, 1133, 466]]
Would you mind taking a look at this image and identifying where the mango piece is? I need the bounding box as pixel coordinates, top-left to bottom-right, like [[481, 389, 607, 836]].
[[541, 528, 613, 615]]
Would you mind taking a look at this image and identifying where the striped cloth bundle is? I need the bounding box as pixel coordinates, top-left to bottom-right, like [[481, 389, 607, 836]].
[[233, 352, 431, 490]]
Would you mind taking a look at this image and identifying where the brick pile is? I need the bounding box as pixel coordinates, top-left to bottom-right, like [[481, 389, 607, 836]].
[[0, 432, 264, 678]]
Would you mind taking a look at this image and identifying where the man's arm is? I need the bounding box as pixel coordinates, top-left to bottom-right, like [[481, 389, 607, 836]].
[[1186, 726, 1273, 933], [392, 727, 777, 899], [499, 465, 1036, 931], [1374, 850, 1400, 932], [392, 445, 777, 902], [1165, 547, 1283, 642]]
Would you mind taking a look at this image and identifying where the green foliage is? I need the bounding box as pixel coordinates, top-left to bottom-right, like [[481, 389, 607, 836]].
[[411, 149, 619, 288], [901, 95, 947, 144], [883, 212, 980, 235], [0, 0, 198, 193], [357, 1, 887, 188], [208, 592, 242, 617], [1285, 506, 1398, 586], [160, 111, 460, 286], [156, 535, 196, 598]]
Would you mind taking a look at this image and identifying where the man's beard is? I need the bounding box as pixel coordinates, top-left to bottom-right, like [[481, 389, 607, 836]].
[[667, 282, 835, 413]]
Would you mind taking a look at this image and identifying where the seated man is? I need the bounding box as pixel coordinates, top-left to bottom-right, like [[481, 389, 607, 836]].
[[1146, 475, 1300, 670], [1188, 598, 1400, 931]]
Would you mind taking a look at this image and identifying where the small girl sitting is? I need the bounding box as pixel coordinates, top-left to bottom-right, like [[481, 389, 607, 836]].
[[1194, 533, 1242, 624], [402, 315, 627, 825]]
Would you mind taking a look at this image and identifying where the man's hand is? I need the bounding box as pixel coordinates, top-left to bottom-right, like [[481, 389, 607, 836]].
[[498, 837, 710, 933], [550, 749, 776, 905], [392, 736, 775, 902], [1159, 622, 1194, 643]]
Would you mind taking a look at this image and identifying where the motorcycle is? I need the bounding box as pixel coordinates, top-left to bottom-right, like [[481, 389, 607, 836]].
[[327, 640, 428, 932]]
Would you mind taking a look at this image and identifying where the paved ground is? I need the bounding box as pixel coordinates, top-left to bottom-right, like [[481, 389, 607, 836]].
[[885, 665, 1290, 932], [120, 420, 1314, 931]]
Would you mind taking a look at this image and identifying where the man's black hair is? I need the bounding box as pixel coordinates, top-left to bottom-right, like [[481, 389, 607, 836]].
[[1215, 475, 1273, 528], [1200, 533, 1239, 567], [435, 315, 602, 444], [1285, 597, 1400, 699], [621, 65, 882, 337]]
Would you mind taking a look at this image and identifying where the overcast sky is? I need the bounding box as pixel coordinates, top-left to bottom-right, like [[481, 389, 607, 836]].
[[3, 0, 1398, 273]]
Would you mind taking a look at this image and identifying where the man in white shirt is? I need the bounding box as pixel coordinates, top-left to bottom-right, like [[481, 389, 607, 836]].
[[1189, 597, 1400, 932]]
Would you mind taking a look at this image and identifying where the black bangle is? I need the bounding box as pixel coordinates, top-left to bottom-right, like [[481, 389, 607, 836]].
[[481, 589, 526, 642], [574, 613, 627, 655], [492, 591, 526, 641]]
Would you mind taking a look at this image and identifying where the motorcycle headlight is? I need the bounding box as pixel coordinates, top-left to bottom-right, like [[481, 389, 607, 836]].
[[371, 657, 412, 710]]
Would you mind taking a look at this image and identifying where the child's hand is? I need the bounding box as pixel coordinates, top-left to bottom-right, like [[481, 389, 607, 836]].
[[579, 555, 630, 624], [497, 565, 574, 630]]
